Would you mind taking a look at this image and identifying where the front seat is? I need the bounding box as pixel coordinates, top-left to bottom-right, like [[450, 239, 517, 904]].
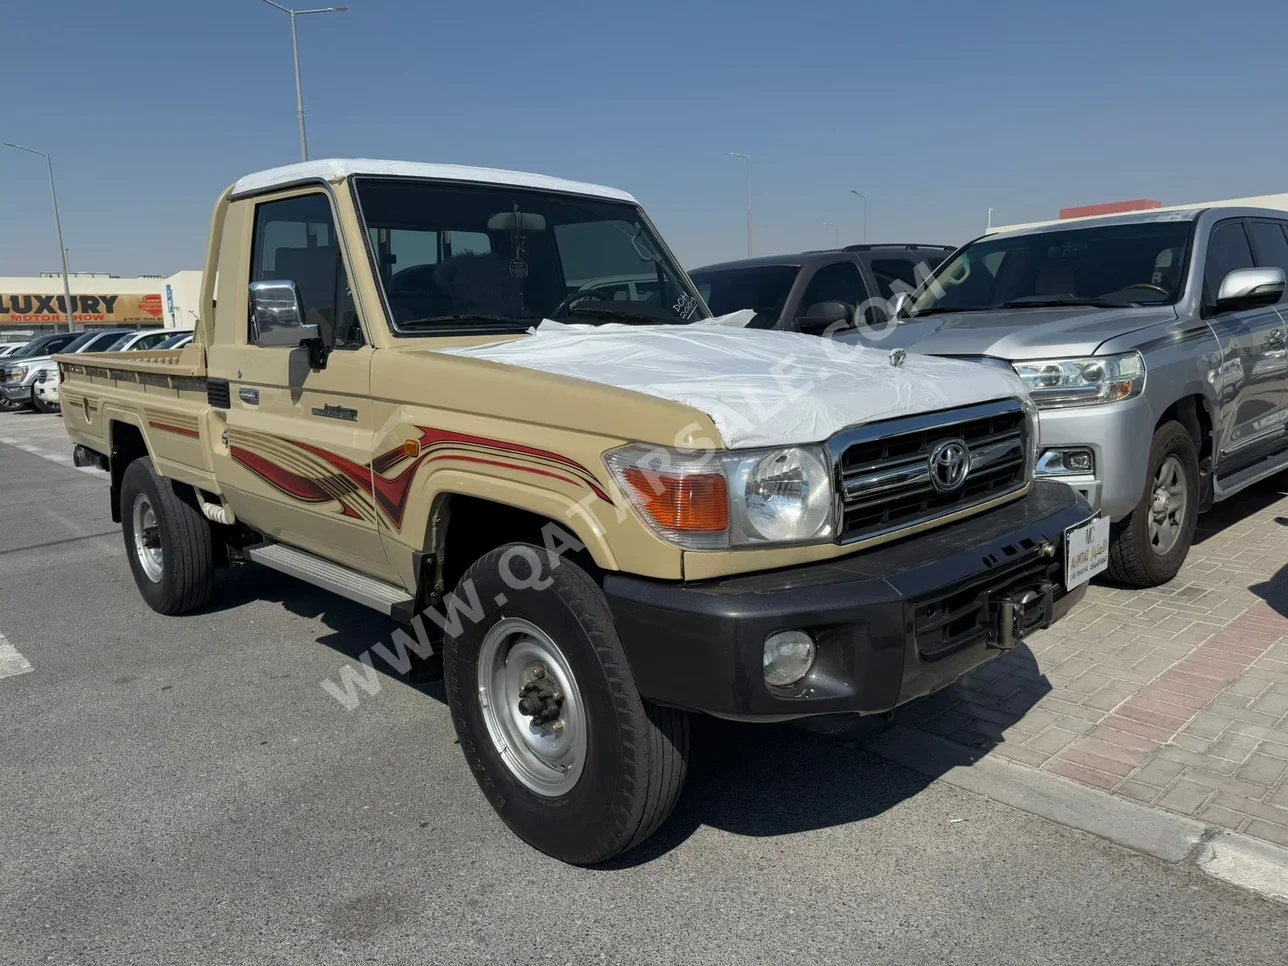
[[1033, 264, 1075, 296]]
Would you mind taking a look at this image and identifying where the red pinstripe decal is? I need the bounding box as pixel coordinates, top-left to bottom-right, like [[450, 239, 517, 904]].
[[149, 421, 199, 439], [229, 426, 613, 531], [231, 446, 333, 503]]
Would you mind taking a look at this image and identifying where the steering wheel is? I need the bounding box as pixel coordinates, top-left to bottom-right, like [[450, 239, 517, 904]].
[[1118, 283, 1169, 296], [551, 289, 607, 318]]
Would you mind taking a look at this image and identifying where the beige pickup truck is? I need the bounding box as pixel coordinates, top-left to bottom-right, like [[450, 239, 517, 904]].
[[58, 159, 1101, 864]]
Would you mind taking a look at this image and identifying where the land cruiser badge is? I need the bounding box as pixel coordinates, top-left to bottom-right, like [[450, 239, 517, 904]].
[[312, 403, 358, 422], [889, 348, 906, 368]]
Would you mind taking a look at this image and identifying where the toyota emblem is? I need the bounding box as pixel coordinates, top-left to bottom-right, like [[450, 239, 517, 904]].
[[928, 439, 971, 493]]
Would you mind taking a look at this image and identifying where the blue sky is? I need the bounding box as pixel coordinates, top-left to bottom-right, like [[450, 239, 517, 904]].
[[4, 0, 1287, 277]]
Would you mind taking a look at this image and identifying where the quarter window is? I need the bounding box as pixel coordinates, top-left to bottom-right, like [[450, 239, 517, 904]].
[[1246, 220, 1288, 302], [1204, 221, 1255, 306], [250, 193, 363, 347]]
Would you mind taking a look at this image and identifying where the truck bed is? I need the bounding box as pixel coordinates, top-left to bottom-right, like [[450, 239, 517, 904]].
[[57, 344, 218, 493]]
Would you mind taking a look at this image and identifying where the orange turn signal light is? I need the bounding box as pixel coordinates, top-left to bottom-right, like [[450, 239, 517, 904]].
[[622, 468, 729, 533], [404, 439, 421, 459]]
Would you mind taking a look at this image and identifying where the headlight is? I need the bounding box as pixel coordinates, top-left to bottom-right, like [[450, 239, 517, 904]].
[[1012, 351, 1144, 409], [7, 365, 29, 383], [605, 444, 835, 550]]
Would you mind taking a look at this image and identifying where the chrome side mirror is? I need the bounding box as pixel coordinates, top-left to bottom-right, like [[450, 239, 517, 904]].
[[1216, 267, 1285, 310], [249, 280, 319, 347]]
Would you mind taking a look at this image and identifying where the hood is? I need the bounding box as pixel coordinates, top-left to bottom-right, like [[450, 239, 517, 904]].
[[842, 305, 1179, 360], [439, 320, 1030, 449], [1, 353, 55, 371]]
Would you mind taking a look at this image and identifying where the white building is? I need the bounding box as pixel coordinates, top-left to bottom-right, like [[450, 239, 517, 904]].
[[0, 270, 201, 343], [991, 193, 1288, 235]]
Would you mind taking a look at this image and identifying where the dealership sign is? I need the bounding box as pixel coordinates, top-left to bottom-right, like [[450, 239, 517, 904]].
[[0, 292, 165, 325]]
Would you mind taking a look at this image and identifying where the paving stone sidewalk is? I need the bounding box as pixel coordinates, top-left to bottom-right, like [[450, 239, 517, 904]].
[[896, 478, 1288, 850]]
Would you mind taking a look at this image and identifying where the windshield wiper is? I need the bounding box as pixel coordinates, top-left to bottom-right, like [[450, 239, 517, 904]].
[[400, 314, 531, 328], [999, 296, 1137, 309], [905, 306, 993, 318], [562, 305, 672, 325]]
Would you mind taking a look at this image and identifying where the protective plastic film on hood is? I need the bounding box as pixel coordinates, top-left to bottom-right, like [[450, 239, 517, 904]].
[[440, 319, 1030, 449]]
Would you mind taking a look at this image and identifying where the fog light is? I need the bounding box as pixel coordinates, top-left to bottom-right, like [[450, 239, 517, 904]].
[[763, 630, 816, 687], [1036, 448, 1094, 476]]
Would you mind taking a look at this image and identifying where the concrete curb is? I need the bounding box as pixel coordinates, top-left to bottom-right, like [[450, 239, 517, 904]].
[[856, 724, 1288, 904]]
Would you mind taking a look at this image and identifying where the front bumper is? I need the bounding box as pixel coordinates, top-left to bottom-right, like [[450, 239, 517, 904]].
[[1032, 395, 1155, 521], [604, 480, 1090, 719], [1, 384, 33, 403]]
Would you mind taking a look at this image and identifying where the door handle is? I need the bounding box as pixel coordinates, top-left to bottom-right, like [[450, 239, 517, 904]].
[[238, 387, 260, 404]]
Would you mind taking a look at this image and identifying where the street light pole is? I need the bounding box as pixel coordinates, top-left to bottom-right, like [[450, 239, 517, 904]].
[[824, 222, 840, 247], [260, 1, 348, 162], [730, 152, 752, 257], [849, 189, 867, 243], [4, 142, 76, 332], [987, 208, 994, 232]]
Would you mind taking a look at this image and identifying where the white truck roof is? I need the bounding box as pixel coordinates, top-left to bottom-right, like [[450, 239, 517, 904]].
[[230, 158, 638, 204]]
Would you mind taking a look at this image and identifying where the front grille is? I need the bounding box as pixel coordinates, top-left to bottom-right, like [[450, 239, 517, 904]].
[[832, 400, 1029, 543]]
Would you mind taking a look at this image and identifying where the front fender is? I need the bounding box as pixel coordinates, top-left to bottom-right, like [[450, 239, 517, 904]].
[[425, 470, 620, 571]]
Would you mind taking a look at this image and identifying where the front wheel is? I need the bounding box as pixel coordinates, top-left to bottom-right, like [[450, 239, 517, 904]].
[[1106, 420, 1199, 587], [31, 391, 59, 414], [444, 542, 689, 865]]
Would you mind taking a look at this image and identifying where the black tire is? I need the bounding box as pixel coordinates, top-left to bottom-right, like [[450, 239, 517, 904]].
[[444, 542, 689, 865], [1106, 420, 1199, 587], [30, 392, 58, 415], [0, 397, 29, 412], [120, 458, 215, 615]]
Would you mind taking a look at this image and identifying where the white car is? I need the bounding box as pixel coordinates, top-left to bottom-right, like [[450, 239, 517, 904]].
[[152, 330, 194, 349], [0, 342, 29, 359], [31, 362, 60, 414], [102, 329, 174, 352], [568, 274, 659, 303]]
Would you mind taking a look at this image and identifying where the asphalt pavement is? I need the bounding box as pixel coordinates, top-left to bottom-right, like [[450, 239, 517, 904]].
[[2, 411, 1287, 965]]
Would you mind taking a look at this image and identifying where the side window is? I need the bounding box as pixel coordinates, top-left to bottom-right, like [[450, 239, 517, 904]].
[[799, 261, 867, 314], [251, 193, 363, 348], [1204, 220, 1255, 307], [1246, 220, 1288, 302]]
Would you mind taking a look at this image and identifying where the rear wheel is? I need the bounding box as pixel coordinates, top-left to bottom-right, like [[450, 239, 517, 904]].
[[1106, 420, 1198, 587], [444, 542, 689, 865], [120, 458, 215, 615]]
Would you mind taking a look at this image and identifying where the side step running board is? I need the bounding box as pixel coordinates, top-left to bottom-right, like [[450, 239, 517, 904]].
[[1213, 444, 1288, 500], [246, 542, 413, 616]]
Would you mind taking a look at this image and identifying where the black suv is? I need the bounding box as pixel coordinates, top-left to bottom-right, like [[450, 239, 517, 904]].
[[689, 243, 954, 333]]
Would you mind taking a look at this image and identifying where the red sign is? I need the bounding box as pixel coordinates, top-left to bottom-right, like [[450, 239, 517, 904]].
[[1059, 200, 1162, 220], [139, 294, 164, 318]]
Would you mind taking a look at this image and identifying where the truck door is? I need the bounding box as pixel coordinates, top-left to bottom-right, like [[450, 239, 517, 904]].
[[216, 190, 392, 580], [1205, 219, 1288, 457]]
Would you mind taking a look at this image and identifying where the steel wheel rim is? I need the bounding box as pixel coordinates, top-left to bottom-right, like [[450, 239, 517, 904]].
[[1148, 454, 1187, 556], [132, 492, 163, 582], [477, 617, 587, 797]]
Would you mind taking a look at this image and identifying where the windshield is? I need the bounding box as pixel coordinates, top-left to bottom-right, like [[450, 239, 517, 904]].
[[86, 332, 132, 351], [155, 332, 192, 349], [59, 332, 99, 353], [911, 221, 1194, 315], [689, 265, 799, 319], [354, 178, 707, 332]]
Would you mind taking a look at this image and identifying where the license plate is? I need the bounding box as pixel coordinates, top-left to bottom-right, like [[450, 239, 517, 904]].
[[1065, 515, 1109, 589]]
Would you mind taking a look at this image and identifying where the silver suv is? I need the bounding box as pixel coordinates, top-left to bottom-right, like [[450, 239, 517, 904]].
[[843, 206, 1288, 586]]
